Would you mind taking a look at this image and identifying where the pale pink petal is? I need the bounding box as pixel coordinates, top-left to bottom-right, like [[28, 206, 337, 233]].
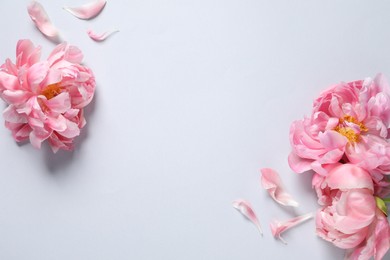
[[46, 115, 67, 132], [2, 90, 30, 105], [270, 213, 314, 244], [318, 130, 348, 150], [48, 43, 84, 66], [0, 72, 19, 91], [44, 92, 71, 114], [326, 164, 374, 191], [3, 105, 28, 124], [63, 0, 106, 20], [27, 1, 59, 38], [260, 168, 299, 207], [13, 124, 32, 141], [27, 61, 49, 93], [288, 152, 312, 173], [56, 120, 80, 138], [232, 199, 263, 235], [29, 128, 51, 149], [87, 29, 119, 42]]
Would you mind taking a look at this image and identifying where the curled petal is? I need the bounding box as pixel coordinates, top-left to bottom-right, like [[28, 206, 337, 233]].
[[63, 0, 106, 20], [3, 105, 27, 124], [288, 152, 312, 173], [260, 168, 299, 207], [270, 213, 314, 244], [0, 72, 19, 91], [27, 1, 59, 38], [87, 29, 119, 42], [232, 199, 263, 235]]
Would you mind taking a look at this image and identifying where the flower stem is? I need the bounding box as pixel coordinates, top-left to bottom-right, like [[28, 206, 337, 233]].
[[383, 198, 390, 203]]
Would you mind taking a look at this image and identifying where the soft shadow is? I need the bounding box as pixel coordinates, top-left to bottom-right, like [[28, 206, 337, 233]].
[[44, 145, 75, 174], [44, 90, 98, 173]]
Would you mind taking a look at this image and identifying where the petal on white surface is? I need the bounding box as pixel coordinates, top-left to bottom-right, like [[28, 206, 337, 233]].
[[27, 1, 59, 38], [63, 0, 106, 20], [232, 199, 263, 235], [87, 29, 119, 42], [270, 213, 314, 244], [260, 168, 299, 207]]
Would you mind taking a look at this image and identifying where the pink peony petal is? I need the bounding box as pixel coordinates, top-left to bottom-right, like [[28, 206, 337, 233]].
[[3, 105, 27, 124], [27, 1, 59, 39], [0, 72, 19, 91], [87, 29, 119, 42], [270, 213, 314, 244], [232, 199, 263, 235], [326, 164, 374, 191], [63, 0, 106, 20], [288, 152, 313, 173], [260, 168, 299, 207]]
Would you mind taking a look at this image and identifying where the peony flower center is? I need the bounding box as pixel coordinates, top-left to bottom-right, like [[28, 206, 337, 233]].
[[334, 115, 368, 143], [41, 83, 62, 100]]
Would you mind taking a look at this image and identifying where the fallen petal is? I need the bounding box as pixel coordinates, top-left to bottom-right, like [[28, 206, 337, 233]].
[[260, 168, 299, 207], [232, 199, 263, 235], [270, 213, 313, 244], [87, 29, 119, 41], [63, 0, 106, 20], [27, 1, 59, 38]]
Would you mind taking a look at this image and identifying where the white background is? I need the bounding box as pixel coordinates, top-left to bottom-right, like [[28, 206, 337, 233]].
[[0, 1, 390, 259]]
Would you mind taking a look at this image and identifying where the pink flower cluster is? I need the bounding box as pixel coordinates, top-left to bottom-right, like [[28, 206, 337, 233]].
[[0, 40, 95, 152], [289, 74, 390, 259]]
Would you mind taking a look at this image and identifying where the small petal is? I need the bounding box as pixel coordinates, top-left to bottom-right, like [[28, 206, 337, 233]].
[[2, 90, 30, 105], [232, 199, 263, 235], [0, 72, 19, 91], [63, 0, 106, 20], [260, 168, 299, 207], [270, 213, 314, 244], [87, 29, 119, 42], [44, 92, 71, 114], [3, 105, 28, 124], [27, 61, 49, 92], [27, 1, 59, 38]]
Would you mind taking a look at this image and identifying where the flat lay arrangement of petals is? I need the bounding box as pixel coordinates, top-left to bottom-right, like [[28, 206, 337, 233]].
[[28, 0, 117, 42], [3, 2, 390, 259], [234, 74, 390, 260]]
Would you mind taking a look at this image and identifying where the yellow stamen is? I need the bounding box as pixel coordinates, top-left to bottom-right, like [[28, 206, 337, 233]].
[[340, 115, 368, 132], [334, 115, 367, 143], [41, 83, 62, 100]]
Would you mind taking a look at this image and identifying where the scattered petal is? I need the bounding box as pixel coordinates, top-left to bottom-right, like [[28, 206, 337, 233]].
[[260, 168, 299, 207], [87, 29, 119, 42], [270, 213, 314, 244], [232, 199, 263, 235], [63, 0, 106, 20], [27, 1, 59, 39]]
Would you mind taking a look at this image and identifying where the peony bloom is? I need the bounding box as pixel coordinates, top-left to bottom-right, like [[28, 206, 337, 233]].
[[315, 164, 390, 260], [0, 39, 95, 152], [289, 74, 390, 188]]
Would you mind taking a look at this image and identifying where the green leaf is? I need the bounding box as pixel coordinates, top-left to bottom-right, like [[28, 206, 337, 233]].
[[375, 197, 388, 216]]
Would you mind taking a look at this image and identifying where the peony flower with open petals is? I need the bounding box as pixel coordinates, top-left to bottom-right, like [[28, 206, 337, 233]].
[[315, 164, 390, 260], [0, 39, 95, 152], [289, 74, 390, 188]]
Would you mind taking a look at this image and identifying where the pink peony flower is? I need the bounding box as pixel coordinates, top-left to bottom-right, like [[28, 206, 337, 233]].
[[315, 164, 390, 260], [289, 74, 390, 190], [0, 39, 95, 152]]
